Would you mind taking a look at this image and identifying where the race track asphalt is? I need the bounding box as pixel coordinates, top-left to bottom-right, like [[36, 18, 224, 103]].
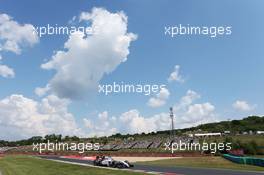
[[40, 156, 264, 175]]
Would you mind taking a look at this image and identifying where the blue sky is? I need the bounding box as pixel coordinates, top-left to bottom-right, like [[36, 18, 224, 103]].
[[0, 0, 263, 139]]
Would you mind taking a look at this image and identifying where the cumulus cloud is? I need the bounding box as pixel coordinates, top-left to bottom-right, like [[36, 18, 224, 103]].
[[41, 8, 137, 99], [147, 87, 170, 108], [83, 118, 93, 129], [35, 84, 51, 97], [181, 103, 216, 126], [232, 100, 255, 112], [83, 110, 170, 136], [83, 111, 117, 137], [173, 90, 217, 128], [0, 94, 82, 140], [0, 64, 15, 78], [173, 90, 200, 111], [0, 13, 38, 78], [0, 13, 38, 54], [121, 90, 216, 134], [83, 90, 217, 136], [0, 90, 218, 139], [119, 110, 170, 134], [168, 65, 184, 83]]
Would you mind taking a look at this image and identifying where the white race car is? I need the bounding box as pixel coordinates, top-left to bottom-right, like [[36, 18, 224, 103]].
[[93, 156, 134, 168]]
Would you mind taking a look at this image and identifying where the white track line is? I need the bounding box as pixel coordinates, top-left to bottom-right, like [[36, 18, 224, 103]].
[[46, 159, 158, 174]]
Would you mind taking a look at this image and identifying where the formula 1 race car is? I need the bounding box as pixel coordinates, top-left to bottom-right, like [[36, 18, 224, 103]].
[[93, 156, 134, 168]]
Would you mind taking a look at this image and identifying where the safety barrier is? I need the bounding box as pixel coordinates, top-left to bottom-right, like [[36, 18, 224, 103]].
[[223, 154, 264, 167]]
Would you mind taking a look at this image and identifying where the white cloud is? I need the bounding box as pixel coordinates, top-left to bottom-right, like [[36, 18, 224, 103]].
[[174, 90, 200, 111], [232, 100, 255, 112], [0, 13, 38, 54], [0, 94, 83, 140], [83, 109, 170, 136], [0, 13, 38, 78], [118, 90, 217, 133], [0, 90, 217, 140], [41, 8, 137, 99], [83, 111, 117, 137], [173, 90, 217, 128], [83, 118, 93, 129], [35, 84, 50, 97], [83, 90, 217, 136], [119, 110, 170, 134], [0, 64, 15, 78], [182, 103, 216, 126], [168, 65, 184, 83], [147, 87, 170, 108]]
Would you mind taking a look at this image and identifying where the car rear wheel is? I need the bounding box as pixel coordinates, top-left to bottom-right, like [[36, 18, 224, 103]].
[[117, 163, 124, 168]]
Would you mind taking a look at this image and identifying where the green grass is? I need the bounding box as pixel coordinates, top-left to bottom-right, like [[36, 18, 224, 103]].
[[0, 156, 146, 175], [137, 156, 264, 172]]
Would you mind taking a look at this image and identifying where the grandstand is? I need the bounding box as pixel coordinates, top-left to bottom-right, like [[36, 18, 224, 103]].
[[148, 139, 162, 149], [0, 147, 16, 153], [97, 136, 198, 151], [132, 140, 153, 149], [100, 143, 117, 151]]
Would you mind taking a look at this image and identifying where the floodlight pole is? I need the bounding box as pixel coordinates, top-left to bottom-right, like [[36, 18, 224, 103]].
[[170, 107, 175, 138]]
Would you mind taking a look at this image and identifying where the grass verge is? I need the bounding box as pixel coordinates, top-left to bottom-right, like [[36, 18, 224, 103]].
[[0, 155, 145, 175], [136, 156, 264, 172]]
